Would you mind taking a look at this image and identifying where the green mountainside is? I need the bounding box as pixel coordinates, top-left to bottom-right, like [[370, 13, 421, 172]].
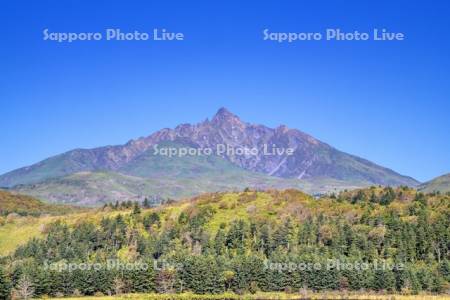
[[419, 173, 450, 194], [0, 189, 83, 216], [12, 169, 368, 207], [0, 149, 102, 188], [9, 142, 389, 206]]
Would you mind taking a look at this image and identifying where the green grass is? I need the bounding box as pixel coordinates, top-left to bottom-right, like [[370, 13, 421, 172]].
[[0, 189, 86, 255], [0, 209, 122, 256], [0, 216, 49, 255]]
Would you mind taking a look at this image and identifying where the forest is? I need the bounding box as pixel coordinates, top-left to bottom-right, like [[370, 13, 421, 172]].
[[0, 187, 449, 299]]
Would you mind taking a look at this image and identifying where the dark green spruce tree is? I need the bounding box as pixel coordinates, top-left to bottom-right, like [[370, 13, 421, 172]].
[[0, 266, 11, 300]]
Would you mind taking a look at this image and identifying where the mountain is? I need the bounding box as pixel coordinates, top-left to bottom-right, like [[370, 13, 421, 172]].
[[418, 173, 450, 193], [11, 142, 368, 206], [12, 171, 366, 207], [0, 108, 419, 205]]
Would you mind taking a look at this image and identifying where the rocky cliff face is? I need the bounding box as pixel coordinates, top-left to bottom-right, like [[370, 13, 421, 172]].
[[124, 107, 418, 186], [137, 108, 321, 178], [0, 108, 418, 188]]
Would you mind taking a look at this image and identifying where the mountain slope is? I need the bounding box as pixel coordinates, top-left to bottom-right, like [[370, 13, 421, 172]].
[[0, 145, 138, 188], [418, 173, 450, 193], [120, 108, 418, 186], [12, 167, 369, 207], [0, 189, 82, 216], [0, 108, 419, 203]]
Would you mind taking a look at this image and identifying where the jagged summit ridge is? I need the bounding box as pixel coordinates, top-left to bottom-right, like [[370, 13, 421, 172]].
[[0, 108, 419, 189], [213, 107, 236, 119]]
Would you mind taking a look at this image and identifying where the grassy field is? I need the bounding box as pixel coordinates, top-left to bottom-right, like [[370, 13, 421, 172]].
[[50, 292, 450, 300], [0, 218, 48, 254], [0, 209, 122, 256]]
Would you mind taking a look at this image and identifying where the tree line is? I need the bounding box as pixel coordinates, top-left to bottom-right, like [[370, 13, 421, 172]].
[[0, 187, 449, 298]]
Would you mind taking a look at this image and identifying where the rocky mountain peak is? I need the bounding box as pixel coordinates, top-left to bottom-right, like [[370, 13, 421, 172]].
[[215, 107, 234, 117], [211, 107, 244, 127], [0, 107, 420, 190]]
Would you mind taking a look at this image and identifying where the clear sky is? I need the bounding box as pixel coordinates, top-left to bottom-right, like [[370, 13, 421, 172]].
[[1, 0, 449, 182]]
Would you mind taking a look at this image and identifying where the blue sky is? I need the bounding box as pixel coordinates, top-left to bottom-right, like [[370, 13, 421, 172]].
[[0, 0, 449, 182]]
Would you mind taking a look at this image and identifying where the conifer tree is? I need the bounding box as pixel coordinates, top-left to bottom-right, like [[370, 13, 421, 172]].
[[0, 266, 11, 300], [132, 202, 141, 215]]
